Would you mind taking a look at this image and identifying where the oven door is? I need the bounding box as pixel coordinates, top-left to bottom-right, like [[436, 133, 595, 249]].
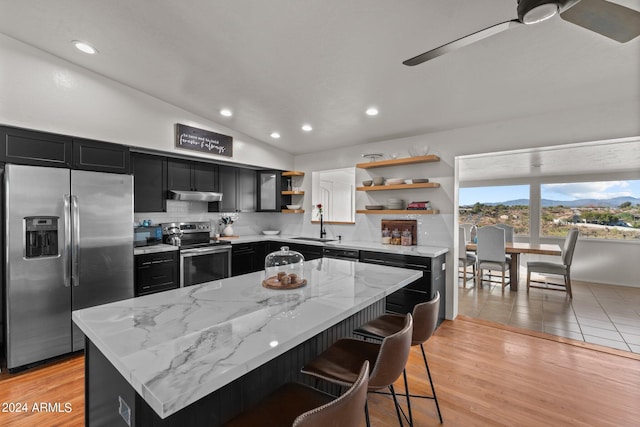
[[180, 246, 232, 287]]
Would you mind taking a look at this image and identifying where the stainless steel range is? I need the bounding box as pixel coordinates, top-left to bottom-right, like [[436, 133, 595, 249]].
[[161, 221, 232, 287]]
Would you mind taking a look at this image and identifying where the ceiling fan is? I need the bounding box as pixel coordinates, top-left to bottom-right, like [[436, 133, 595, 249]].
[[403, 0, 640, 66]]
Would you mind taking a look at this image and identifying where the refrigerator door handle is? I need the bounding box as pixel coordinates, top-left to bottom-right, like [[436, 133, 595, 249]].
[[63, 194, 72, 287], [71, 195, 80, 287]]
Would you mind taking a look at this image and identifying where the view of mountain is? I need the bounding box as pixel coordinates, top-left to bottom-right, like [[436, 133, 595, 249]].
[[464, 197, 640, 208]]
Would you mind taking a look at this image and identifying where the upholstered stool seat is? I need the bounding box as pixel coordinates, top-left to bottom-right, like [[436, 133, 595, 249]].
[[225, 361, 369, 427]]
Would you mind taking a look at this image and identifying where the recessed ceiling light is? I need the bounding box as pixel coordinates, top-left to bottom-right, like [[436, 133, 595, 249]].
[[366, 107, 379, 116], [72, 40, 97, 55], [301, 124, 313, 132], [270, 132, 281, 139], [220, 108, 233, 117]]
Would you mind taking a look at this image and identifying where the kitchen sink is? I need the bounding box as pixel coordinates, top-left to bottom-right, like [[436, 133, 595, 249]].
[[292, 237, 337, 242]]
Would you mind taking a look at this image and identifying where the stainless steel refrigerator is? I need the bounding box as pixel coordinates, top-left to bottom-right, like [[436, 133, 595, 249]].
[[4, 164, 133, 370]]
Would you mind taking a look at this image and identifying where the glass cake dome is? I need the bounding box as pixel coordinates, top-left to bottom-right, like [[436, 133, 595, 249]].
[[263, 246, 305, 288]]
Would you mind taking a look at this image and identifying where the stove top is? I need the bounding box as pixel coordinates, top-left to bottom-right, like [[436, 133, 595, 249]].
[[160, 221, 231, 248]]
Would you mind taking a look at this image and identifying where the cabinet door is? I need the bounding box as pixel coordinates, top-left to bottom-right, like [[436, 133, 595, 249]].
[[193, 163, 218, 191], [132, 153, 167, 212], [231, 243, 257, 276], [237, 168, 256, 212], [167, 159, 193, 191], [0, 125, 72, 168], [218, 165, 238, 212], [257, 170, 281, 212], [73, 138, 130, 174]]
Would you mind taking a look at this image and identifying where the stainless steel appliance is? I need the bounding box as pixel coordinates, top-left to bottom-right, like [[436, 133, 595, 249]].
[[322, 247, 360, 261], [4, 164, 134, 370], [161, 221, 231, 287], [134, 225, 163, 247]]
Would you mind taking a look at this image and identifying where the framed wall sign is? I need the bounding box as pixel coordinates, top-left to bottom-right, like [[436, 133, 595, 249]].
[[175, 124, 233, 158]]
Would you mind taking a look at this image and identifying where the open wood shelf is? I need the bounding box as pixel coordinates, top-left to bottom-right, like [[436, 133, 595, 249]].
[[282, 171, 305, 177], [281, 190, 305, 195], [356, 209, 440, 215], [281, 209, 305, 213], [357, 182, 440, 191], [356, 154, 440, 169]]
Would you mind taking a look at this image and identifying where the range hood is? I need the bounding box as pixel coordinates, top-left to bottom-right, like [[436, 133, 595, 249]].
[[169, 190, 223, 202]]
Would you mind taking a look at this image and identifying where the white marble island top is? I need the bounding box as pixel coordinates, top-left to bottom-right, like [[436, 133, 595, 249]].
[[72, 258, 421, 419]]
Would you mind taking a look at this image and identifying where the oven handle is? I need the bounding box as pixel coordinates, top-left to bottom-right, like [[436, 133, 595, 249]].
[[180, 247, 232, 257]]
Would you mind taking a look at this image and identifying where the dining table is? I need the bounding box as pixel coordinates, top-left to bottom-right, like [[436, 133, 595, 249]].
[[466, 242, 562, 290]]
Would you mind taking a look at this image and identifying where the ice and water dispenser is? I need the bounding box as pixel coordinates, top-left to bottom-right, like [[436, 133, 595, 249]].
[[25, 216, 59, 258]]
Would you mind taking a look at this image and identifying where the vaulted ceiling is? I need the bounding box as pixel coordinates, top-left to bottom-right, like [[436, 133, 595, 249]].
[[0, 0, 638, 157]]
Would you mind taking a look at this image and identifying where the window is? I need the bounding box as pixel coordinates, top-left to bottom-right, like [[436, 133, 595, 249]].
[[459, 185, 530, 235], [541, 180, 640, 240]]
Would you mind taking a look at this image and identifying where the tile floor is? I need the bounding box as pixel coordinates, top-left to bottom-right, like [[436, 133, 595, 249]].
[[457, 272, 640, 353]]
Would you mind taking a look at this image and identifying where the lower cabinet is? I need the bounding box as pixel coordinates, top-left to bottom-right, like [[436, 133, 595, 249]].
[[134, 251, 180, 296], [231, 242, 266, 276], [359, 251, 446, 323]]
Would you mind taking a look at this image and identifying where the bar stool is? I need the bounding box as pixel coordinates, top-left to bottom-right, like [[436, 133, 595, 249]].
[[354, 292, 443, 424], [225, 360, 369, 427], [301, 314, 413, 427]]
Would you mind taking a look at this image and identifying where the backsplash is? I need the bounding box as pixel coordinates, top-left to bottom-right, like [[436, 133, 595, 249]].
[[135, 201, 451, 246]]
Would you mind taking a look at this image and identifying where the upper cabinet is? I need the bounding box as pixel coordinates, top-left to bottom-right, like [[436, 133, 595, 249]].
[[257, 170, 281, 212], [72, 138, 130, 174], [0, 126, 72, 168], [219, 165, 256, 212], [132, 153, 167, 213], [356, 155, 441, 215], [0, 126, 130, 174], [167, 159, 217, 192]]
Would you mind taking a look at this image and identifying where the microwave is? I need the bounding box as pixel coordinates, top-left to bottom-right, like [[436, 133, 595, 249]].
[[134, 226, 163, 247]]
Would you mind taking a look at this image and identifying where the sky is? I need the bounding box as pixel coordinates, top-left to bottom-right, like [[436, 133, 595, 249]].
[[459, 180, 640, 206]]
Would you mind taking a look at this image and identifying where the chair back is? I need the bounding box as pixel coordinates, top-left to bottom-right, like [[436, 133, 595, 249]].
[[477, 226, 506, 264], [368, 313, 413, 390], [460, 223, 474, 242], [562, 228, 579, 267], [494, 223, 514, 242], [293, 361, 370, 427], [458, 226, 468, 260], [411, 291, 440, 346]]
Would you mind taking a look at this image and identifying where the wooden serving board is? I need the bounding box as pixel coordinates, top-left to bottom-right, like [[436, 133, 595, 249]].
[[262, 276, 307, 290], [381, 219, 418, 245]]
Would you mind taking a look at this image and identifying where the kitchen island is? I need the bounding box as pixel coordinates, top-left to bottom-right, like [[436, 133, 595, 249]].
[[73, 257, 422, 426]]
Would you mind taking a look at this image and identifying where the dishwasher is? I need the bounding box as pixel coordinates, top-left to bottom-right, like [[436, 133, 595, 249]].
[[322, 247, 360, 261]]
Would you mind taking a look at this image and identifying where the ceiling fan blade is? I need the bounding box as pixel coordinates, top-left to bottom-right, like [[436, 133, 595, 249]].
[[403, 20, 521, 66], [560, 0, 640, 42]]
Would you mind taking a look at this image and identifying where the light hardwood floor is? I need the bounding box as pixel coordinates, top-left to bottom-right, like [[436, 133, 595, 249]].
[[1, 317, 639, 426]]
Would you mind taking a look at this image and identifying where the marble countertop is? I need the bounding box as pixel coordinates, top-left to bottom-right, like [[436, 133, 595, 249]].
[[134, 244, 179, 255], [72, 258, 421, 419], [221, 234, 449, 258]]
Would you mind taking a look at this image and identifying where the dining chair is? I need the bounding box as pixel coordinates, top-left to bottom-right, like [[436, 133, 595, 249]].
[[459, 226, 476, 286], [494, 223, 514, 242], [301, 314, 413, 427], [477, 226, 511, 290], [460, 222, 474, 242], [225, 361, 370, 427], [353, 292, 443, 425], [526, 228, 579, 298]]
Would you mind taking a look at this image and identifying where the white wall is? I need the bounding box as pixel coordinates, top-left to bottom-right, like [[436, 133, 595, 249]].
[[295, 102, 640, 319], [0, 34, 293, 170]]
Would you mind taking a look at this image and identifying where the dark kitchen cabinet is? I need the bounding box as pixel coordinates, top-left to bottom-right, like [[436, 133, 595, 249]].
[[0, 125, 72, 168], [167, 159, 218, 192], [72, 138, 130, 174], [359, 251, 446, 323], [257, 170, 281, 212], [134, 251, 179, 296], [231, 242, 266, 276], [132, 153, 167, 212], [219, 165, 256, 212]]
